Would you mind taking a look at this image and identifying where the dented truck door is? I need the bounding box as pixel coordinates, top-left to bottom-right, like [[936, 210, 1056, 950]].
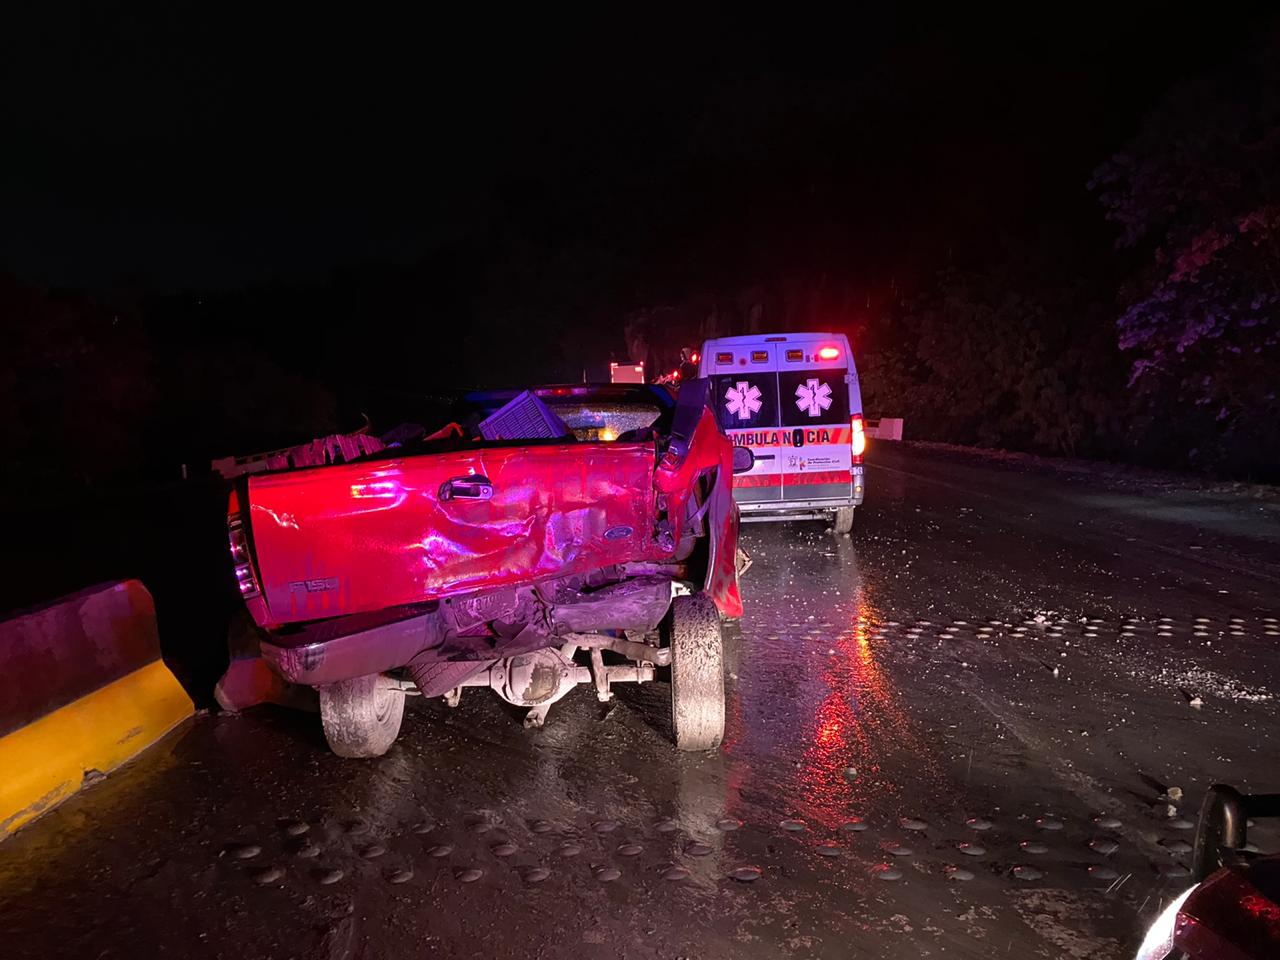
[[245, 443, 656, 626]]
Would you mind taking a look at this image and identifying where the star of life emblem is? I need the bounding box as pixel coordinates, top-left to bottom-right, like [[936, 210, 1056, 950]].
[[795, 378, 832, 417], [725, 381, 763, 420]]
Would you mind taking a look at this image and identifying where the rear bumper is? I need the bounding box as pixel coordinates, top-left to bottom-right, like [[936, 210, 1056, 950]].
[[740, 505, 849, 523], [261, 610, 439, 686], [737, 469, 863, 522], [739, 497, 853, 513], [260, 575, 680, 686], [733, 466, 864, 514]]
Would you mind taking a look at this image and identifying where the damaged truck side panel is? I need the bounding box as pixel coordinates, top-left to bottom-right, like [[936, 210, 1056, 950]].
[[228, 381, 744, 756], [244, 442, 658, 627]]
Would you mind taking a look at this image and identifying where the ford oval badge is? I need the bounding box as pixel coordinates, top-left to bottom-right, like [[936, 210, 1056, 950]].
[[604, 525, 634, 541]]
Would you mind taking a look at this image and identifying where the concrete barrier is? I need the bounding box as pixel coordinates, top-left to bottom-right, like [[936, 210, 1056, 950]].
[[866, 417, 904, 441], [0, 580, 193, 838]]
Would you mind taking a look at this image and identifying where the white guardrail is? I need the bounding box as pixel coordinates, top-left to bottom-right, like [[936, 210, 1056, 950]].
[[865, 418, 903, 441]]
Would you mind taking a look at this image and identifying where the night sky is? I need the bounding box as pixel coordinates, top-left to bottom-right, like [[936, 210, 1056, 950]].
[[2, 6, 1276, 446], [5, 11, 1265, 295]]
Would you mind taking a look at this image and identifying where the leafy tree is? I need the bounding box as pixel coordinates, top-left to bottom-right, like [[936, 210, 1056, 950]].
[[1090, 44, 1280, 476], [861, 264, 1122, 458]]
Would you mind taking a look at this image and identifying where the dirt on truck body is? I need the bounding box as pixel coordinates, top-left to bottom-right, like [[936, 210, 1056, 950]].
[[226, 380, 750, 757]]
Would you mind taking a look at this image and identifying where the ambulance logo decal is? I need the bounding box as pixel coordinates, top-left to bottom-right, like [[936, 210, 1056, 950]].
[[795, 378, 833, 417], [725, 381, 763, 421]]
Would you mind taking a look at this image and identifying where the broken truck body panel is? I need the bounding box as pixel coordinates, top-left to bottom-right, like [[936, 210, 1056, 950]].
[[655, 405, 742, 619], [244, 441, 658, 627], [227, 380, 743, 753]]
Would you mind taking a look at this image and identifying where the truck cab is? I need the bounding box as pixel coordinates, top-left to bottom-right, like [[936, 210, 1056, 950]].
[[699, 332, 866, 532]]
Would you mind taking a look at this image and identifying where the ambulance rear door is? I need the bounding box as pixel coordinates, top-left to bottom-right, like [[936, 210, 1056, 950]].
[[708, 342, 782, 505], [776, 348, 853, 504]]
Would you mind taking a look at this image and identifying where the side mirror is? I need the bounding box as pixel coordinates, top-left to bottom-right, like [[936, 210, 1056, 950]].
[[732, 445, 755, 474]]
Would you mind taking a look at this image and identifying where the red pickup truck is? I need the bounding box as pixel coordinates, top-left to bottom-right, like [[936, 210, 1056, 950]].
[[226, 380, 748, 757]]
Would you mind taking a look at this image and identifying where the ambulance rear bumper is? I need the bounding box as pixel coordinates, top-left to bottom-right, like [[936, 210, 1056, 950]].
[[733, 465, 865, 515], [739, 496, 852, 515]]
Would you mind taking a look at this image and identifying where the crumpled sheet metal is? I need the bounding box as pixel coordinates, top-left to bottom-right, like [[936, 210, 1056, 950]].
[[246, 443, 656, 626]]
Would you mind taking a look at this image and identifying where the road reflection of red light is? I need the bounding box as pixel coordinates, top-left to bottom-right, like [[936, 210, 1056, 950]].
[[815, 709, 843, 747], [791, 594, 941, 827]]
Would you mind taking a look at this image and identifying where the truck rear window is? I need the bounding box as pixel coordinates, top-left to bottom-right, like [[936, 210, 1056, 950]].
[[547, 400, 663, 441]]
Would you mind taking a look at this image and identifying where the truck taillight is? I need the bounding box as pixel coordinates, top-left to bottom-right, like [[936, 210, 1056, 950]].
[[228, 514, 261, 599], [850, 414, 866, 462]]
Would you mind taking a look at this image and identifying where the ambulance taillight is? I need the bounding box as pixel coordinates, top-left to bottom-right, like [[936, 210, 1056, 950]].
[[850, 414, 866, 463]]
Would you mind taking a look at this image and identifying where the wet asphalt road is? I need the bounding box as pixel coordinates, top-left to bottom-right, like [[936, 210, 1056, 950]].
[[4, 443, 1280, 959]]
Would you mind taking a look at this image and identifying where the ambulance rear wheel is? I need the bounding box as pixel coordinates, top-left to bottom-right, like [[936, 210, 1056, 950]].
[[833, 506, 855, 534]]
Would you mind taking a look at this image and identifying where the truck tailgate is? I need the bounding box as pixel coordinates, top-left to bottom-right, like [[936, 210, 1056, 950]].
[[246, 442, 656, 625]]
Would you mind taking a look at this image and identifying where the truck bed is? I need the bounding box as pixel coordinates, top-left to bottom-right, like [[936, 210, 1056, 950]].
[[241, 441, 657, 628]]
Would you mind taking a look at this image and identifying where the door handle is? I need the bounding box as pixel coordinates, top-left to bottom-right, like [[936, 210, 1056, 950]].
[[439, 476, 494, 501]]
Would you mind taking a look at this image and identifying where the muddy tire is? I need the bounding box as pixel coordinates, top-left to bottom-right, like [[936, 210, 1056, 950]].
[[668, 594, 725, 751], [832, 506, 855, 534], [319, 674, 405, 758]]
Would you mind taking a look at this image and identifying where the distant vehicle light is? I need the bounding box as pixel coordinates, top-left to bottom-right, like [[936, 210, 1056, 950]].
[[715, 352, 733, 364], [751, 350, 768, 362], [600, 427, 617, 442], [690, 351, 699, 364], [851, 414, 866, 461], [785, 349, 804, 362], [818, 346, 840, 361], [609, 361, 645, 384]]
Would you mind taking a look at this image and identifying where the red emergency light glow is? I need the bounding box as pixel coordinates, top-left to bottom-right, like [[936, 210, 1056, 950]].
[[690, 351, 699, 364], [850, 414, 866, 462], [818, 346, 841, 361]]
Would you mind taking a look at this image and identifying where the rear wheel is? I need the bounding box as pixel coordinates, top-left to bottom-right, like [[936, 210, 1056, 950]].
[[668, 594, 725, 751], [319, 674, 405, 758], [832, 506, 855, 534]]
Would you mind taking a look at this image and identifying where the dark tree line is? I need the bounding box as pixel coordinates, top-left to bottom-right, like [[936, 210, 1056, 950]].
[[1090, 43, 1280, 475], [637, 38, 1280, 481], [3, 31, 1279, 496]]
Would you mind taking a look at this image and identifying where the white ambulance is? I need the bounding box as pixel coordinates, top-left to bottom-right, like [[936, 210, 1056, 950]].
[[698, 332, 866, 532]]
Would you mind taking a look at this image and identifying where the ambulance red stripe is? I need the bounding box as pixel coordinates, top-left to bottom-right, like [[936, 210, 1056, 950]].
[[733, 469, 851, 489], [727, 426, 852, 447]]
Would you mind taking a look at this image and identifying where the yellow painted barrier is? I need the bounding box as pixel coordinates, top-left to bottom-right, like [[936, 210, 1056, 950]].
[[0, 659, 193, 837]]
